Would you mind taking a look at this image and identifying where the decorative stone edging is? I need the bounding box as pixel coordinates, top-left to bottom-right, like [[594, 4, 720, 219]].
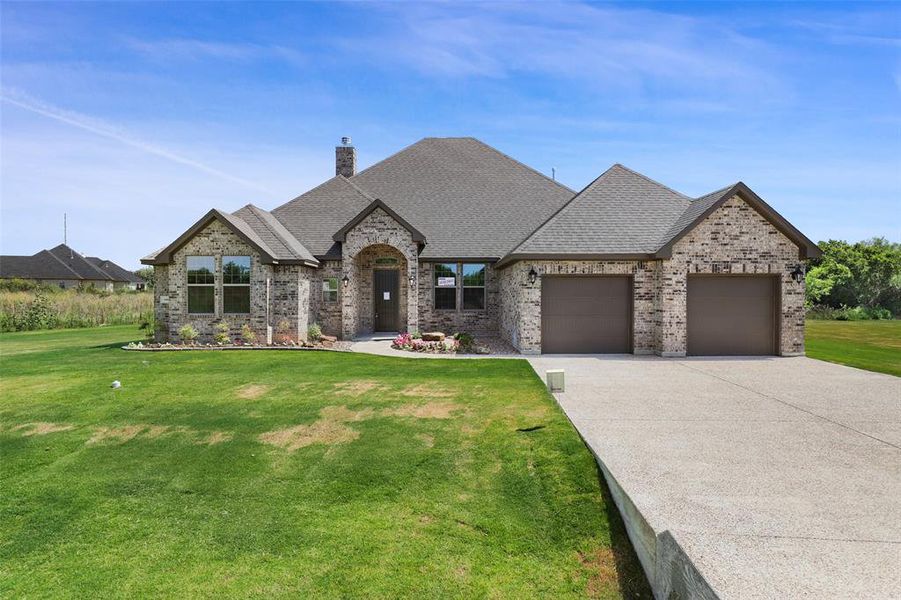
[[121, 345, 347, 352]]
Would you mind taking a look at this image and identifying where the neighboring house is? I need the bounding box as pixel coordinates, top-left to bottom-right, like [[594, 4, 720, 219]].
[[143, 137, 820, 356], [0, 244, 144, 291]]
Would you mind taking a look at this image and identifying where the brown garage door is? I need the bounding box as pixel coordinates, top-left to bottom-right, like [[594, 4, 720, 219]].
[[541, 276, 632, 354], [687, 276, 777, 356]]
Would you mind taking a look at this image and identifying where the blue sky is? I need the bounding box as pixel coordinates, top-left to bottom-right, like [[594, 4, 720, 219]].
[[1, 1, 899, 269]]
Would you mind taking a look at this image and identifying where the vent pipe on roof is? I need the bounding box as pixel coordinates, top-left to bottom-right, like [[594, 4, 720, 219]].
[[336, 136, 356, 177]]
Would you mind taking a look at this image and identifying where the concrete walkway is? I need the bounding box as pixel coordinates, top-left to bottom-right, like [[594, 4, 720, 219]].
[[527, 355, 901, 599]]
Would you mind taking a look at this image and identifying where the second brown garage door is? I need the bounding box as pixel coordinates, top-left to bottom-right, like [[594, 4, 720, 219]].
[[687, 275, 777, 356], [541, 276, 632, 354]]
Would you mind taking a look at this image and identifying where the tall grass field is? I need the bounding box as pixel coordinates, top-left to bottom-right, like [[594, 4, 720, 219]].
[[0, 289, 152, 332]]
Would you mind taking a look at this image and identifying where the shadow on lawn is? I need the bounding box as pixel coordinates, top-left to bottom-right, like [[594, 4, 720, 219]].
[[594, 462, 654, 599]]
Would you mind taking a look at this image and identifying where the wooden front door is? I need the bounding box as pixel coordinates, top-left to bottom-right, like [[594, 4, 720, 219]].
[[374, 269, 400, 332]]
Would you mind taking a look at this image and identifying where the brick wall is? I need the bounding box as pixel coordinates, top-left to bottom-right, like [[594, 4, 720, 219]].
[[155, 219, 314, 343], [498, 195, 805, 356], [416, 261, 499, 334], [660, 195, 805, 356], [340, 208, 419, 338], [498, 260, 656, 354]]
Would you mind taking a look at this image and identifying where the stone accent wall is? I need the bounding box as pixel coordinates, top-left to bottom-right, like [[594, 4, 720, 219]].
[[498, 260, 656, 354], [340, 208, 419, 338], [155, 219, 315, 344], [417, 262, 499, 334], [660, 195, 805, 356], [153, 265, 170, 341], [309, 260, 343, 337]]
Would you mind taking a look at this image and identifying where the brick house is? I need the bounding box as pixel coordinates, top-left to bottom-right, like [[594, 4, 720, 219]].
[[143, 137, 820, 356]]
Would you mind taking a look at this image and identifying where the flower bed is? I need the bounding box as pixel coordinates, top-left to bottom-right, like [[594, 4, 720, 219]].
[[391, 333, 459, 354]]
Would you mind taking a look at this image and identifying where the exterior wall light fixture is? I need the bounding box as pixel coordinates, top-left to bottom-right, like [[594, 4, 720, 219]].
[[791, 264, 804, 284], [342, 275, 350, 288], [528, 267, 538, 285]]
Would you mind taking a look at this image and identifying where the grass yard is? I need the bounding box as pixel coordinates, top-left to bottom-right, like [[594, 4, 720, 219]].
[[0, 326, 649, 598], [806, 320, 901, 377]]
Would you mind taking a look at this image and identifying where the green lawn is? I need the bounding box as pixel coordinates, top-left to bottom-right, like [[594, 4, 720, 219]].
[[806, 320, 901, 377], [0, 326, 648, 598]]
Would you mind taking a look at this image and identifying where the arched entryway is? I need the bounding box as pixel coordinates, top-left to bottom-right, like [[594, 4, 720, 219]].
[[355, 244, 409, 334]]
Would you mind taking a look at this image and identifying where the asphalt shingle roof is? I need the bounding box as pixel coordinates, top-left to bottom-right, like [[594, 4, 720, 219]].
[[271, 176, 375, 260], [232, 205, 318, 264], [273, 137, 575, 260], [510, 164, 693, 256], [1, 244, 139, 282], [85, 257, 143, 283]]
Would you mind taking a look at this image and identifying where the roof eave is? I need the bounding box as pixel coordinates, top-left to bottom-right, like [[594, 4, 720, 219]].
[[495, 252, 657, 269], [146, 209, 280, 266]]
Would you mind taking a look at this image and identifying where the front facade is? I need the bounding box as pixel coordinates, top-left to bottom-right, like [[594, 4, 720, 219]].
[[145, 138, 820, 356]]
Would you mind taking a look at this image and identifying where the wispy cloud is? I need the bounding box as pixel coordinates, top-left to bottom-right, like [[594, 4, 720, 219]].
[[126, 37, 307, 66], [0, 89, 277, 196], [341, 2, 783, 103]]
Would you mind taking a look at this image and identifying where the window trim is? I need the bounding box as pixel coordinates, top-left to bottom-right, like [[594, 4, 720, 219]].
[[323, 277, 339, 303], [433, 262, 458, 311], [222, 255, 251, 315], [462, 263, 487, 312], [186, 255, 216, 314]]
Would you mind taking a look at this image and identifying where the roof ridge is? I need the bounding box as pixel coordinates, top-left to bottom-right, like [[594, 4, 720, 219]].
[[48, 245, 116, 280], [613, 164, 692, 200], [693, 183, 737, 202], [41, 249, 85, 280], [339, 175, 378, 202], [468, 138, 576, 194], [505, 164, 619, 257], [244, 204, 317, 263]]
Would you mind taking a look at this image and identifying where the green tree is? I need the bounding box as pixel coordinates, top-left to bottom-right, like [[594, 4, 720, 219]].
[[809, 238, 901, 315], [135, 266, 155, 289]]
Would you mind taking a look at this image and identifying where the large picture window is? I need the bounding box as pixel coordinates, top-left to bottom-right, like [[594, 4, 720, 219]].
[[223, 256, 251, 314], [434, 263, 457, 310], [187, 256, 215, 314], [323, 277, 338, 303], [462, 264, 486, 310]]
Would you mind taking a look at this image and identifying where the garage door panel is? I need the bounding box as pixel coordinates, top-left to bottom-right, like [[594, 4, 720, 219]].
[[688, 276, 776, 356], [541, 276, 632, 354]]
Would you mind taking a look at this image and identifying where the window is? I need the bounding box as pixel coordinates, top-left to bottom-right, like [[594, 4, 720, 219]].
[[434, 263, 457, 310], [223, 256, 251, 314], [323, 277, 338, 303], [462, 264, 486, 310], [187, 256, 215, 313]]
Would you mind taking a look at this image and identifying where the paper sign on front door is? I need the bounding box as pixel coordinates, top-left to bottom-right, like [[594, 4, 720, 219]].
[[383, 292, 390, 300]]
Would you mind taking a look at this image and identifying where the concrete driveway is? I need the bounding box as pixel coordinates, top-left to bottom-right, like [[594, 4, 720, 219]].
[[527, 355, 901, 599]]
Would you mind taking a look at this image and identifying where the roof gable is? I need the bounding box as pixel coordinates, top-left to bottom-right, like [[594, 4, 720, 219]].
[[271, 176, 375, 259], [656, 182, 822, 259], [141, 209, 319, 266], [333, 199, 426, 243], [498, 164, 691, 265]]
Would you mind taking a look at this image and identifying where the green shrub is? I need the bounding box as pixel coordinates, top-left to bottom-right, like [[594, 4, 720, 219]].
[[454, 332, 474, 352], [179, 324, 199, 345], [307, 322, 322, 342], [240, 323, 257, 344], [831, 305, 895, 321], [213, 321, 231, 345], [275, 319, 292, 344], [139, 315, 157, 340]]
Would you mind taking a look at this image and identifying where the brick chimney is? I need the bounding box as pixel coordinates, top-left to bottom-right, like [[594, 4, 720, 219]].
[[336, 136, 356, 177]]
